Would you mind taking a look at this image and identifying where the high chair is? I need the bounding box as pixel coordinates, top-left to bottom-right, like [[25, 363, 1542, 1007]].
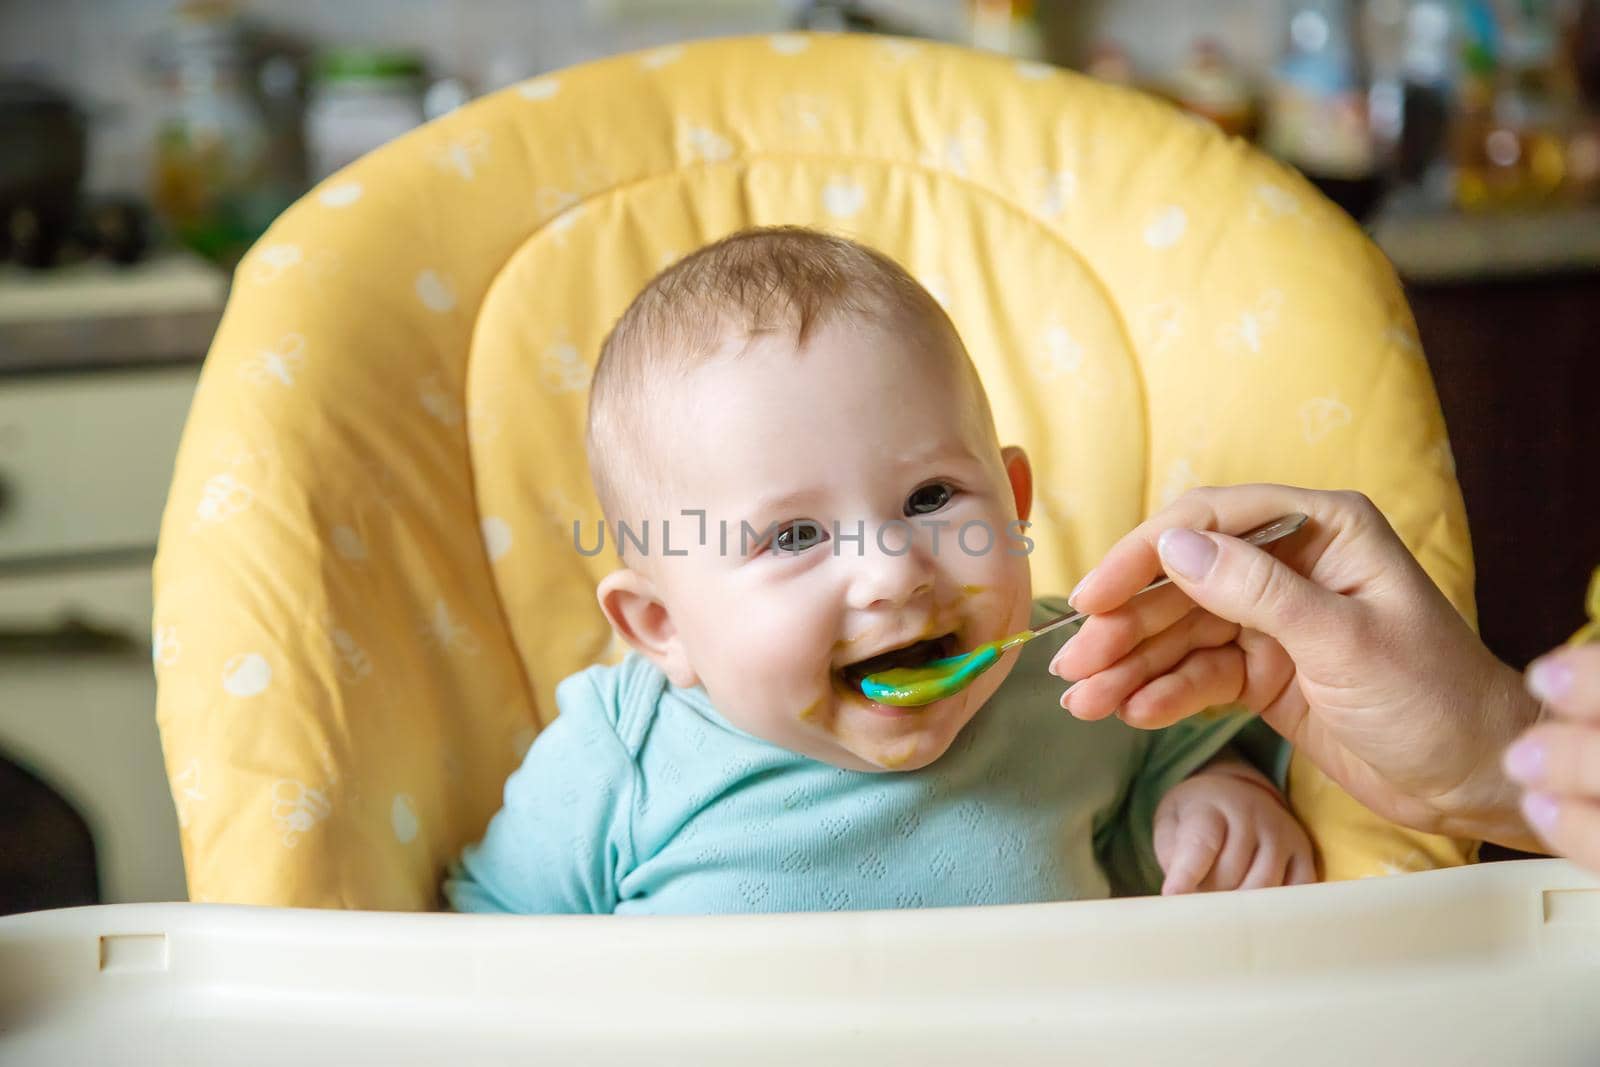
[[2, 33, 1597, 1064], [151, 33, 1476, 906]]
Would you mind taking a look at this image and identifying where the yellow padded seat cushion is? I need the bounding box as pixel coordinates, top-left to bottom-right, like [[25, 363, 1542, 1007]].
[[155, 33, 1475, 908]]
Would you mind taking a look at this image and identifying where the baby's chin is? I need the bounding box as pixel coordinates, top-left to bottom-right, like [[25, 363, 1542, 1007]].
[[781, 717, 946, 773], [812, 740, 944, 774], [819, 631, 1027, 771], [832, 693, 986, 772], [854, 741, 949, 773]]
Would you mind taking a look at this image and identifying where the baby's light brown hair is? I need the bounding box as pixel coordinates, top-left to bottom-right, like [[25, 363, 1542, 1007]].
[[586, 226, 985, 525]]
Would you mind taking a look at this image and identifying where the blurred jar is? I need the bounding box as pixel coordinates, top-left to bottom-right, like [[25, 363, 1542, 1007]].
[[1363, 0, 1409, 170], [1168, 39, 1258, 140], [1572, 0, 1600, 108], [969, 0, 1047, 61], [1083, 41, 1137, 86], [1567, 118, 1600, 200], [305, 50, 427, 182], [1395, 1, 1459, 195], [1450, 0, 1504, 208], [1265, 0, 1385, 219], [1564, 0, 1600, 201], [150, 1, 278, 265], [1455, 0, 1583, 210]]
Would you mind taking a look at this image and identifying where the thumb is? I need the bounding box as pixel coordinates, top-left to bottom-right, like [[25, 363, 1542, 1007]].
[[1156, 527, 1347, 657]]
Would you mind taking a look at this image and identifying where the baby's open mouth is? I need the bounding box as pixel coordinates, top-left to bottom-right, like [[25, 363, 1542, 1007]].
[[839, 633, 959, 692]]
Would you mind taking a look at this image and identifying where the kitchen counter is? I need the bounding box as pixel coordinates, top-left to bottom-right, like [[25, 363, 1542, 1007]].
[[0, 254, 226, 375], [1372, 205, 1600, 283], [2, 208, 1597, 374]]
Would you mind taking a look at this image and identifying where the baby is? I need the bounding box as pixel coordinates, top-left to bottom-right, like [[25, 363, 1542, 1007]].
[[446, 227, 1314, 914]]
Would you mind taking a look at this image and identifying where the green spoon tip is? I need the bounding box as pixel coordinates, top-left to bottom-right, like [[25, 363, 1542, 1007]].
[[860, 643, 1003, 708]]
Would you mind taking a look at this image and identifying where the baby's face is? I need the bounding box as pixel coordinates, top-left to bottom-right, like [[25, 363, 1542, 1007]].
[[638, 315, 1034, 772]]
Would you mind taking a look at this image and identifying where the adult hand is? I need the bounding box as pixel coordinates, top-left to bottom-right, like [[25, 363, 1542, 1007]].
[[1505, 644, 1600, 869], [1050, 484, 1541, 849]]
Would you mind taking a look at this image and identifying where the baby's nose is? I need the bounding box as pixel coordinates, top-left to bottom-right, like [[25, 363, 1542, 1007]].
[[844, 527, 936, 611]]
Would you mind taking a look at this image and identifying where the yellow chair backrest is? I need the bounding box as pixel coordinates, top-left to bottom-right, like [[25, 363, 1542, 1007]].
[[155, 34, 1475, 908]]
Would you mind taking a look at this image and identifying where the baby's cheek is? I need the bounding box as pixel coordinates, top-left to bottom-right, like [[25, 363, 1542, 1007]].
[[748, 621, 828, 681], [967, 532, 1029, 597], [717, 617, 835, 715]]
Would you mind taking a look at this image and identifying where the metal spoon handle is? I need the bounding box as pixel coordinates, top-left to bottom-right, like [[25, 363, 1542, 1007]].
[[1028, 513, 1310, 642]]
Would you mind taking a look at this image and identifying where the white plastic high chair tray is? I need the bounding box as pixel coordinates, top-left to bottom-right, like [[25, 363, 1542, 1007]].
[[3, 859, 1598, 1066]]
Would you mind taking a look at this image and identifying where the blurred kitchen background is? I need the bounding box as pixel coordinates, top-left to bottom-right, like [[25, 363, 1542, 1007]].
[[2, 0, 1597, 913]]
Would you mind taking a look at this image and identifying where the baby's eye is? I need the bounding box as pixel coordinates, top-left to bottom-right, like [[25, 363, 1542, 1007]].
[[774, 519, 828, 554], [905, 483, 953, 516]]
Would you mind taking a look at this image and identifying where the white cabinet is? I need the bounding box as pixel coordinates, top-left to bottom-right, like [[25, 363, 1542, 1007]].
[[0, 367, 200, 563], [0, 364, 201, 904]]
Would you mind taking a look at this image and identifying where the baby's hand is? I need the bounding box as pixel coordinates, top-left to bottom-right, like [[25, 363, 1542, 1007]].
[[1153, 760, 1317, 895]]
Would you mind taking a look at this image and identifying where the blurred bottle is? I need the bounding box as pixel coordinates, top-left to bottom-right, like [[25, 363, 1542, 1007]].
[[0, 77, 87, 268], [1083, 41, 1137, 86], [256, 51, 310, 204], [305, 50, 427, 182], [1503, 0, 1574, 202], [1450, 0, 1503, 207], [1455, 0, 1582, 209], [1387, 0, 1461, 203], [1567, 0, 1600, 200], [149, 0, 282, 265], [1364, 0, 1410, 170], [1168, 39, 1259, 140], [794, 1, 923, 35], [1577, 0, 1600, 107], [969, 0, 1047, 61], [1265, 0, 1386, 219]]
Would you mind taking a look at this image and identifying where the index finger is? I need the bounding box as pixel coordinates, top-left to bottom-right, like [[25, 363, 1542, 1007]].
[[1068, 484, 1357, 614]]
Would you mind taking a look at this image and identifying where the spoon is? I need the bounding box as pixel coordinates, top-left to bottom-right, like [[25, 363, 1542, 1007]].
[[859, 513, 1310, 707]]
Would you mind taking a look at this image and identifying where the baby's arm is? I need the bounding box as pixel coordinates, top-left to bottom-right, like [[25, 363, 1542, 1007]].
[[444, 673, 637, 913], [1152, 753, 1317, 895]]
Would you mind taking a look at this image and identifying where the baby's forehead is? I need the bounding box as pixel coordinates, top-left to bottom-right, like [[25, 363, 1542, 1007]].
[[661, 351, 987, 481], [746, 312, 974, 401], [687, 310, 973, 388]]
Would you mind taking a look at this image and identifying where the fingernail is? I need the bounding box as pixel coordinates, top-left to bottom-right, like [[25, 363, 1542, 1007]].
[[1521, 791, 1560, 833], [1068, 568, 1095, 608], [1503, 738, 1546, 784], [1528, 657, 1575, 704], [1157, 528, 1217, 582], [1059, 679, 1082, 709]]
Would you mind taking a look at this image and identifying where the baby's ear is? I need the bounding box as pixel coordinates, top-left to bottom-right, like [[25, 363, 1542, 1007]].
[[595, 569, 699, 687], [1001, 445, 1033, 523]]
